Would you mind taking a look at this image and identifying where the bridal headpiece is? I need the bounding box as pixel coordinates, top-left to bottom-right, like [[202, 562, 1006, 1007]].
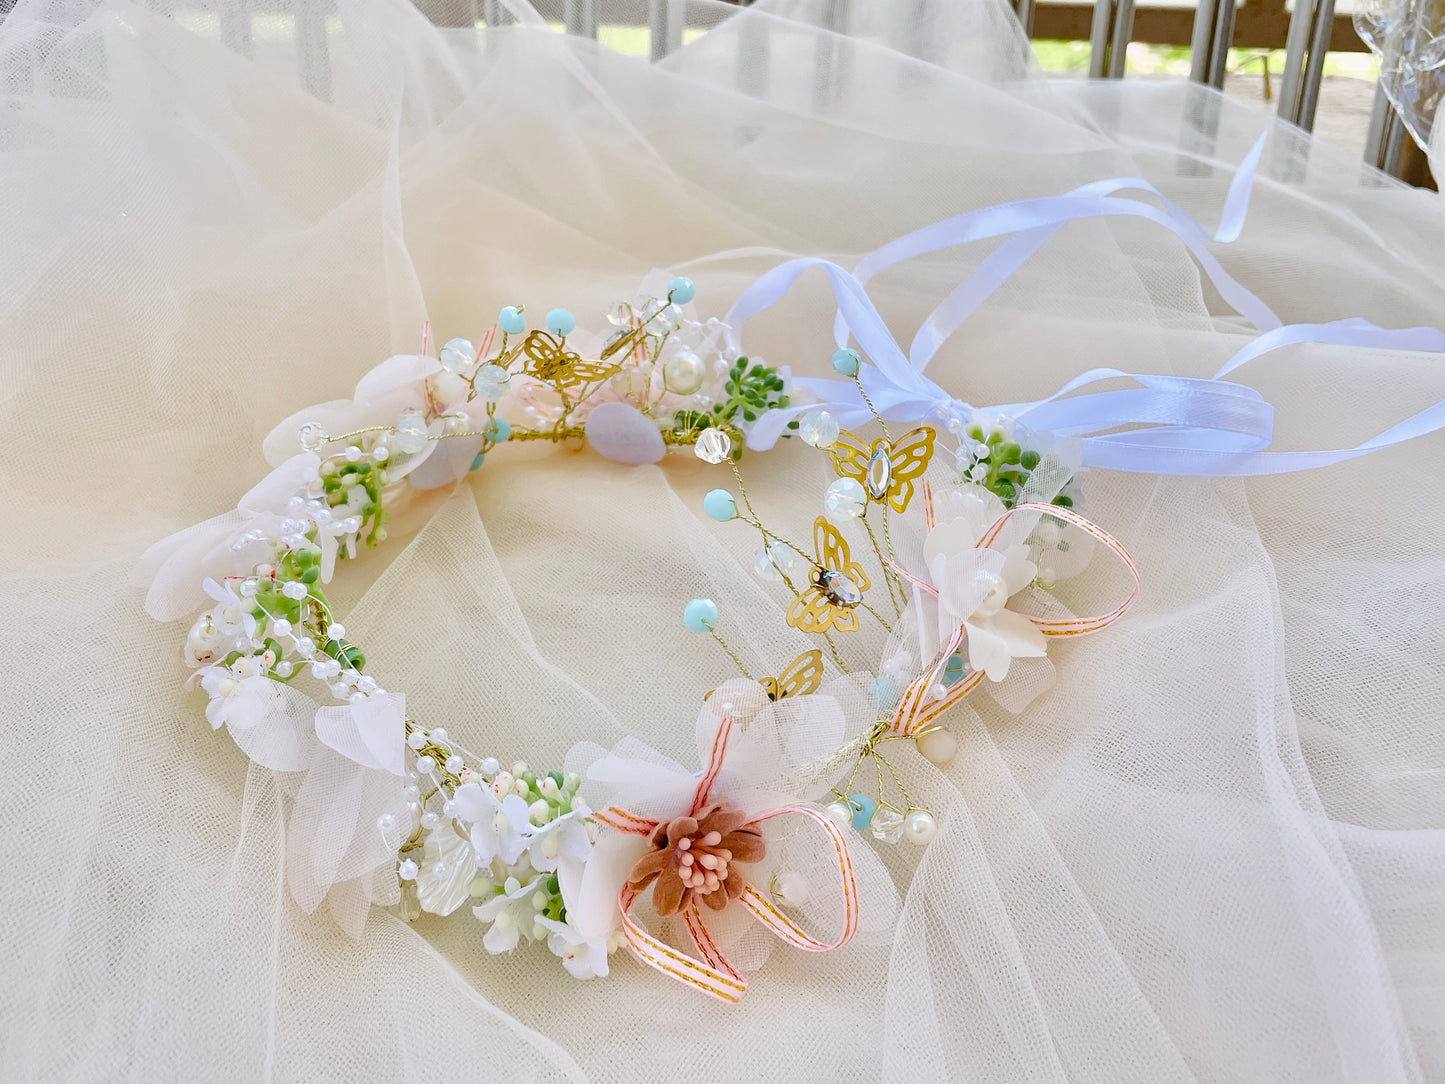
[[138, 136, 1445, 1001]]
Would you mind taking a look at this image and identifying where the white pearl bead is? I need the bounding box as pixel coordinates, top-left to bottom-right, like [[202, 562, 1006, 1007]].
[[824, 801, 853, 830], [431, 728, 448, 743], [420, 811, 440, 830], [328, 623, 345, 639], [416, 755, 436, 774], [376, 813, 396, 834], [916, 726, 958, 766], [397, 859, 418, 881], [407, 731, 428, 751], [272, 618, 291, 636], [445, 755, 464, 774], [903, 810, 937, 845], [662, 351, 705, 395], [480, 757, 500, 776]]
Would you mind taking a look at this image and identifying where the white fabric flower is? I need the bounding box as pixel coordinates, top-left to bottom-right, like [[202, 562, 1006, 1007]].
[[921, 514, 1046, 683], [201, 577, 258, 643], [197, 663, 279, 731], [313, 692, 406, 775], [524, 803, 593, 873], [535, 916, 614, 980], [473, 875, 546, 954], [452, 782, 535, 866]]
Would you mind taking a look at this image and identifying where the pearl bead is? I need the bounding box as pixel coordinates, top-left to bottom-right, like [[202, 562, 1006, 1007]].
[[663, 351, 705, 395], [831, 348, 861, 377], [903, 810, 937, 845], [702, 489, 738, 522], [274, 661, 293, 678], [445, 755, 464, 774], [444, 412, 471, 435], [545, 308, 576, 336], [376, 813, 396, 834], [282, 581, 308, 600], [824, 801, 853, 830], [420, 811, 440, 830], [498, 306, 525, 335], [668, 276, 695, 304], [431, 728, 448, 743], [915, 726, 958, 766], [272, 618, 291, 636], [403, 785, 421, 802], [442, 800, 457, 818], [683, 598, 718, 633], [407, 731, 428, 751], [372, 445, 389, 462], [416, 755, 436, 774], [480, 757, 500, 776], [397, 859, 418, 881], [329, 682, 349, 698]]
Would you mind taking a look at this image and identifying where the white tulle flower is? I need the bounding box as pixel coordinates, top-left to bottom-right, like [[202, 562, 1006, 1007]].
[[922, 514, 1046, 683], [202, 576, 258, 643], [524, 802, 593, 873]]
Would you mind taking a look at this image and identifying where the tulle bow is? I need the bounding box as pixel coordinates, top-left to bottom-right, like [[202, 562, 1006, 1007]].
[[592, 710, 860, 1003]]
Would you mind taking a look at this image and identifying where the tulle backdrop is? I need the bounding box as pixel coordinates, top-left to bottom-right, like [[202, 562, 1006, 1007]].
[[1, 0, 1443, 1079]]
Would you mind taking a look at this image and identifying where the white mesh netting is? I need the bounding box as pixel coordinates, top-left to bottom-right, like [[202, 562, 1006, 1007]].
[[1, 0, 1444, 1079]]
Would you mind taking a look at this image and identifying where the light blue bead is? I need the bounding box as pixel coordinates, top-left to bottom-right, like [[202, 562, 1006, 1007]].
[[498, 306, 525, 335], [485, 417, 511, 443], [545, 308, 576, 337], [703, 489, 738, 522], [941, 653, 966, 687], [668, 276, 695, 304], [683, 598, 718, 633], [868, 675, 900, 711], [831, 348, 861, 377], [847, 793, 876, 831], [470, 451, 486, 472]]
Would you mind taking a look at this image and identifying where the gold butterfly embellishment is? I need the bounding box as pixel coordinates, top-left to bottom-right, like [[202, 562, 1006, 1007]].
[[518, 330, 620, 391], [786, 517, 871, 634], [830, 426, 937, 513], [759, 649, 825, 702]]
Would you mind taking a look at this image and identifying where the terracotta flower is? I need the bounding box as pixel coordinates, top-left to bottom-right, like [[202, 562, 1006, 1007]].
[[625, 801, 767, 916]]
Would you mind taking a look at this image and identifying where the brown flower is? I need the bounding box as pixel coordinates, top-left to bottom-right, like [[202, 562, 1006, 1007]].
[[626, 801, 767, 917]]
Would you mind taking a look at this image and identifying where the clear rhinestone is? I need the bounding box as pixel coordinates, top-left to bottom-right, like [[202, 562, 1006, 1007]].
[[473, 364, 511, 402], [869, 806, 905, 844], [298, 422, 329, 453], [394, 411, 429, 454], [819, 569, 862, 606], [439, 337, 475, 374], [798, 410, 840, 449], [823, 477, 867, 519], [695, 427, 732, 464], [866, 448, 893, 500]]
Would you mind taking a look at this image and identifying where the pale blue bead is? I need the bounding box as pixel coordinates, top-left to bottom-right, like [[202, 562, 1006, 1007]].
[[831, 348, 861, 377], [683, 598, 718, 633], [941, 653, 966, 687], [470, 452, 486, 472], [847, 793, 876, 831], [703, 489, 737, 522], [485, 417, 511, 442], [668, 276, 695, 304], [498, 306, 525, 335], [868, 675, 900, 711], [545, 308, 576, 337]]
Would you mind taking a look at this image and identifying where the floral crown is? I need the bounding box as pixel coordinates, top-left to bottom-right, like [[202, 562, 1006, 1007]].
[[139, 139, 1445, 1001]]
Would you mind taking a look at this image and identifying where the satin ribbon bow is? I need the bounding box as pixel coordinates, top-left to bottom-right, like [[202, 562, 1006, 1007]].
[[885, 499, 1141, 738], [592, 711, 860, 1003]]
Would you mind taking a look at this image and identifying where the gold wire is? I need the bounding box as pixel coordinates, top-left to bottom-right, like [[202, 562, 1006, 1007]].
[[854, 375, 893, 444], [707, 625, 754, 680]]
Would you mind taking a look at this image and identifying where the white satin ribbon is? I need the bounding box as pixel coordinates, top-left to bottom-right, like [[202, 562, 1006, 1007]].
[[734, 136, 1445, 476]]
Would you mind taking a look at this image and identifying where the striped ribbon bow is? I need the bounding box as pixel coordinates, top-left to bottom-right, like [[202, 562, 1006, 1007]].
[[887, 499, 1141, 739], [593, 711, 860, 1002]]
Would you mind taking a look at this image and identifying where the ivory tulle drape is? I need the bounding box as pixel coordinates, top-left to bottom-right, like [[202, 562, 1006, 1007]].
[[1, 0, 1443, 1079]]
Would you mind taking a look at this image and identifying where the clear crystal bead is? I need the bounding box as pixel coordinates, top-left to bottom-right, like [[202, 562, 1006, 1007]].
[[394, 410, 429, 454], [695, 427, 732, 464], [298, 421, 329, 453], [439, 337, 475, 374], [767, 540, 799, 576], [869, 806, 905, 844], [473, 364, 511, 401], [866, 448, 893, 500], [798, 410, 840, 449], [753, 545, 781, 582], [606, 301, 634, 328], [823, 477, 867, 519]]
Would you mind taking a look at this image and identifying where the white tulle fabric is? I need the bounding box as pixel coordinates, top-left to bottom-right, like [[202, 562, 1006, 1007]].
[[2, 0, 1444, 1079]]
